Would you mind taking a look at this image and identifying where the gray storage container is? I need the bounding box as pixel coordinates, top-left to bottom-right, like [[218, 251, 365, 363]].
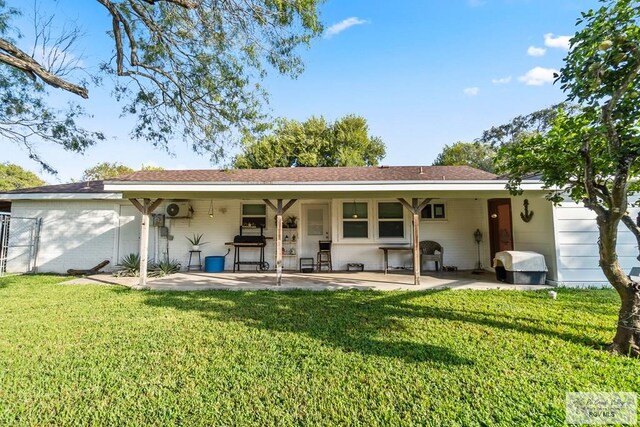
[[492, 251, 547, 285]]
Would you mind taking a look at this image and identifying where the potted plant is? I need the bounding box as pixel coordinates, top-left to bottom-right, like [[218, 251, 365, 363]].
[[186, 233, 208, 251], [285, 215, 298, 228]]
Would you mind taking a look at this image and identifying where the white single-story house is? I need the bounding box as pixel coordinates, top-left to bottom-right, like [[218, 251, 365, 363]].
[[1, 165, 638, 287]]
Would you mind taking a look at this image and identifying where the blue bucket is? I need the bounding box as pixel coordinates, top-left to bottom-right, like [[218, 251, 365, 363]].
[[204, 256, 225, 273]]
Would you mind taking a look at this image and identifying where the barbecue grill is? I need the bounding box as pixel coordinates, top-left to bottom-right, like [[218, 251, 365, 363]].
[[225, 226, 270, 271]]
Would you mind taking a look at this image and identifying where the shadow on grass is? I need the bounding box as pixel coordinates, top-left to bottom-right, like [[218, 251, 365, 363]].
[[143, 290, 472, 365], [142, 288, 619, 359]]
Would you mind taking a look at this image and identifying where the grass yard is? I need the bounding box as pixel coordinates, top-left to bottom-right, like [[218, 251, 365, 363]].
[[0, 275, 638, 426]]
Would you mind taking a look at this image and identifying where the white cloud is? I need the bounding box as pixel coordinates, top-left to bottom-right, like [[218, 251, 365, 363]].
[[518, 67, 558, 86], [324, 17, 367, 38], [527, 46, 546, 57], [544, 33, 571, 50], [491, 76, 512, 85], [463, 87, 479, 96]]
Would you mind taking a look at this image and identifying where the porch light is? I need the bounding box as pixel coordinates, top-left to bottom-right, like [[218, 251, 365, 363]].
[[351, 200, 358, 219], [208, 200, 214, 218]]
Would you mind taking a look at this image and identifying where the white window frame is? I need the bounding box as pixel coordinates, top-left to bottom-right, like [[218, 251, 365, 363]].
[[341, 201, 370, 239], [376, 201, 406, 239], [241, 202, 268, 229], [335, 199, 410, 244]]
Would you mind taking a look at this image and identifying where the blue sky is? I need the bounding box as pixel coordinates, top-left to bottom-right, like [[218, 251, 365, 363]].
[[4, 0, 598, 183]]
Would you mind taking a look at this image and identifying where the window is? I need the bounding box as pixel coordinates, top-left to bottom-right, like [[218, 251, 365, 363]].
[[421, 203, 446, 220], [343, 202, 368, 238], [242, 203, 266, 228], [378, 202, 404, 238]]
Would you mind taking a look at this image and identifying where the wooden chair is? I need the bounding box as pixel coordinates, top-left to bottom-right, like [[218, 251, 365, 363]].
[[316, 240, 332, 272], [419, 240, 443, 271]]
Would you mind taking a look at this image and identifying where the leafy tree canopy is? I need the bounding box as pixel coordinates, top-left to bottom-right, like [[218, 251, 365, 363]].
[[81, 162, 164, 181], [496, 0, 640, 356], [432, 141, 496, 173], [232, 115, 386, 169], [0, 0, 324, 173], [0, 162, 45, 191]]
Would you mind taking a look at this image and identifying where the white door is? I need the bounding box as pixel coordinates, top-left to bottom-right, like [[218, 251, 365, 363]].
[[117, 206, 156, 262], [301, 204, 330, 258]]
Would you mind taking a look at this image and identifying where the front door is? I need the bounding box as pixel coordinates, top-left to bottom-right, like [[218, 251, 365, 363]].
[[301, 204, 330, 258], [487, 198, 513, 260]]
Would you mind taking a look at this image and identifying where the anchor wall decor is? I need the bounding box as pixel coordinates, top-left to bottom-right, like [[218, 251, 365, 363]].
[[520, 199, 534, 223]]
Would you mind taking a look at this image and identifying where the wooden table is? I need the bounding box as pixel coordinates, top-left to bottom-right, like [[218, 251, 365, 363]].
[[379, 246, 414, 274]]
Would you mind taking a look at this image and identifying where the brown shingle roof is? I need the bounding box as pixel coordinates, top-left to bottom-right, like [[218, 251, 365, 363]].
[[2, 180, 105, 194], [112, 166, 497, 183], [1, 166, 498, 195]]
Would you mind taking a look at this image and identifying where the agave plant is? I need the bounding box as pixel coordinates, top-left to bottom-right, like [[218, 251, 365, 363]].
[[149, 259, 182, 277], [186, 233, 207, 248], [113, 253, 141, 277]]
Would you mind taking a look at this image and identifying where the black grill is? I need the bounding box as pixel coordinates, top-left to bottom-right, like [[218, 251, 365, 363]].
[[233, 235, 266, 245]]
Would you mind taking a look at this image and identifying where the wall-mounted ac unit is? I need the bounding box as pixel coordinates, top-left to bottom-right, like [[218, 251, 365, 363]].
[[165, 202, 192, 218]]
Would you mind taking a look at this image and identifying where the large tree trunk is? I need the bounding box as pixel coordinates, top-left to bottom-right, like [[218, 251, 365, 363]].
[[597, 214, 640, 357]]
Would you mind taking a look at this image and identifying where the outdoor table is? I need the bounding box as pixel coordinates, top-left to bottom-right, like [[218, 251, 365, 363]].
[[379, 246, 413, 274]]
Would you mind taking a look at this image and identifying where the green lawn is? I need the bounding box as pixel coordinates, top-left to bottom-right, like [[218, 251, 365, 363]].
[[0, 275, 638, 426]]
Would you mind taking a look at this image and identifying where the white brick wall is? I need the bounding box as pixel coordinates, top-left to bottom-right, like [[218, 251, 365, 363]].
[[9, 200, 120, 274]]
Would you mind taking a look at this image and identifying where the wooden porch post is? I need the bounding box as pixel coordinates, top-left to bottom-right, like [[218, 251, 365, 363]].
[[129, 198, 164, 289], [264, 198, 297, 286], [398, 198, 431, 286]]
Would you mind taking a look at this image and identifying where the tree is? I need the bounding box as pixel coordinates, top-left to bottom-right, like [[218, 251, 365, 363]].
[[432, 141, 497, 173], [81, 162, 164, 181], [478, 103, 579, 148], [232, 115, 386, 169], [0, 162, 44, 191], [0, 0, 324, 172], [497, 0, 640, 356]]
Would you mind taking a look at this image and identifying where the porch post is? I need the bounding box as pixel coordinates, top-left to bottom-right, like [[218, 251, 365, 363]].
[[276, 200, 283, 286], [139, 200, 150, 289], [264, 198, 297, 286], [129, 198, 164, 289], [398, 197, 432, 286]]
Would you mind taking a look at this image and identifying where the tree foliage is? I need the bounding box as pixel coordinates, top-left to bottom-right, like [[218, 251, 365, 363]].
[[0, 162, 45, 191], [81, 162, 164, 181], [478, 103, 579, 148], [0, 0, 324, 171], [497, 0, 640, 356], [232, 115, 386, 169], [432, 141, 496, 173]]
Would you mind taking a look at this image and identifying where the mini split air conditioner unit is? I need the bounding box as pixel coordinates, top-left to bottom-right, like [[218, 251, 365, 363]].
[[165, 202, 193, 218]]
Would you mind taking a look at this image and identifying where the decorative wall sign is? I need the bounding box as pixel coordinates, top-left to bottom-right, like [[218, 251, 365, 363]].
[[520, 199, 534, 223]]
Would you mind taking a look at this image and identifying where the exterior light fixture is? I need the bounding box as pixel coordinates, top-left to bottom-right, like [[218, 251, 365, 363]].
[[351, 201, 358, 219], [208, 200, 214, 218]]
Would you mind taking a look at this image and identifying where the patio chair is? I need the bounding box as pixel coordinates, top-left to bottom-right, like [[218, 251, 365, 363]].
[[316, 240, 332, 272], [420, 240, 443, 271]]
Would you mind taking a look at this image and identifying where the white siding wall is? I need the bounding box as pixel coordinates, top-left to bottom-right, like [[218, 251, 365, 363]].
[[553, 199, 640, 287], [8, 200, 120, 274]]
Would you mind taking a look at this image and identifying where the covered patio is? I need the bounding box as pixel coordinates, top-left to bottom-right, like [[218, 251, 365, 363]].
[[64, 270, 552, 291]]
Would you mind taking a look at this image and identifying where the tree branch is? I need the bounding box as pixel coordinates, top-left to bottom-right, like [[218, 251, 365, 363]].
[[0, 38, 87, 98]]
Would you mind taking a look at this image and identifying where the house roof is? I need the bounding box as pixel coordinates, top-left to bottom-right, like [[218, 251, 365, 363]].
[[2, 180, 106, 194], [111, 166, 497, 183]]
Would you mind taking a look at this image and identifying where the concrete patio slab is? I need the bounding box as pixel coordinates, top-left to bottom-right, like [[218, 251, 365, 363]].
[[63, 270, 553, 291]]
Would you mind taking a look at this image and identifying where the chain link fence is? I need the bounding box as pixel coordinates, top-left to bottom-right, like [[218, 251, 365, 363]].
[[0, 214, 41, 275]]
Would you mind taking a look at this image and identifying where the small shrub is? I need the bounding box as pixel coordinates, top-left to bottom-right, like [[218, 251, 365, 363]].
[[149, 259, 181, 277], [113, 253, 140, 277]]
